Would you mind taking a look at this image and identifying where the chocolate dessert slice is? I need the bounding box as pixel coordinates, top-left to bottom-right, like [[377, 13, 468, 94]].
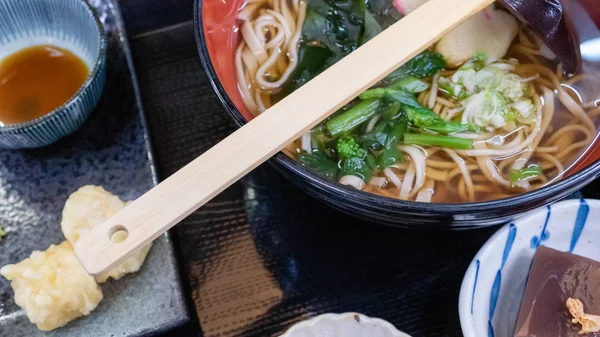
[[513, 246, 600, 337]]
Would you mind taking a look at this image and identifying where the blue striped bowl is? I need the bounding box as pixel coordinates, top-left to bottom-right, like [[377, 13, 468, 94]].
[[0, 0, 106, 149], [458, 199, 600, 337]]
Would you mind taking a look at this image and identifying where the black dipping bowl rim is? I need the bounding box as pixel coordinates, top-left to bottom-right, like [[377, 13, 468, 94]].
[[193, 0, 600, 226]]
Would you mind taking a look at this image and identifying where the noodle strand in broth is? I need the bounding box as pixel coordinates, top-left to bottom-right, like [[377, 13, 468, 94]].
[[235, 0, 306, 116]]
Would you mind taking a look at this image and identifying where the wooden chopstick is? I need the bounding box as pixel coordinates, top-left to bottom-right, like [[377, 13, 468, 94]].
[[75, 0, 494, 276]]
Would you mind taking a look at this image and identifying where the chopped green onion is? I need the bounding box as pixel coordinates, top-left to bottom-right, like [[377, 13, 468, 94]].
[[509, 165, 542, 184], [474, 66, 504, 91], [512, 99, 535, 118], [438, 77, 467, 100]]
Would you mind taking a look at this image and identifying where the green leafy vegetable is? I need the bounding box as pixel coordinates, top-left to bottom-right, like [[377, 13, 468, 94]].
[[297, 152, 340, 180], [379, 146, 404, 168], [310, 125, 334, 152], [302, 7, 333, 47], [509, 165, 542, 184], [402, 105, 470, 134], [384, 88, 423, 108], [386, 115, 408, 144], [0, 227, 6, 240], [363, 10, 382, 43], [359, 88, 386, 100], [337, 136, 367, 159], [282, 0, 395, 95], [380, 100, 402, 121], [421, 120, 471, 134], [284, 1, 484, 185], [362, 88, 429, 111], [402, 105, 438, 125], [360, 78, 429, 101], [326, 99, 382, 137], [359, 131, 388, 149], [404, 133, 473, 149], [279, 44, 333, 98], [365, 115, 407, 167], [387, 76, 429, 93], [386, 52, 446, 82], [341, 157, 372, 181], [365, 153, 378, 170], [359, 111, 407, 151]]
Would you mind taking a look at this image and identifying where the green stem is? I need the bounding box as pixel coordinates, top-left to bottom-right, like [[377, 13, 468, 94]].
[[387, 76, 429, 93], [359, 88, 386, 100], [403, 133, 473, 149], [326, 99, 381, 137], [421, 120, 470, 134]]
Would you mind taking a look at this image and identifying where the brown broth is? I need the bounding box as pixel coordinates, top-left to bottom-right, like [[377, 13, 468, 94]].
[[0, 45, 89, 125]]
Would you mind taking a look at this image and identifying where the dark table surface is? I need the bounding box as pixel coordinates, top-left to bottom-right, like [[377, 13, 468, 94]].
[[117, 1, 600, 336]]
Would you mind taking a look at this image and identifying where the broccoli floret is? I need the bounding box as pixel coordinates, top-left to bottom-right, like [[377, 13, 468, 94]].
[[337, 136, 367, 159], [0, 226, 6, 240]]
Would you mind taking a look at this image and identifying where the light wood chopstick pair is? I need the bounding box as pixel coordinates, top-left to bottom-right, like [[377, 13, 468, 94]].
[[75, 0, 495, 276]]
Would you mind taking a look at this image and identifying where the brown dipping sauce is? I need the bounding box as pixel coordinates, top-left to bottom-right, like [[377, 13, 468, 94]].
[[0, 45, 89, 126]]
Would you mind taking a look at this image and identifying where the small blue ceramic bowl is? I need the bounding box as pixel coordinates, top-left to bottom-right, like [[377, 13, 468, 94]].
[[459, 199, 600, 337], [0, 0, 107, 149]]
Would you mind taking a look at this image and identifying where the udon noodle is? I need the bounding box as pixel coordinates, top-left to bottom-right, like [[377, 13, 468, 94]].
[[235, 0, 600, 203], [235, 0, 307, 115]]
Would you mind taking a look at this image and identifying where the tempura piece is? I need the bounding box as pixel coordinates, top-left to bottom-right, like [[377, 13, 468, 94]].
[[567, 298, 600, 334], [0, 241, 103, 331], [61, 185, 152, 283]]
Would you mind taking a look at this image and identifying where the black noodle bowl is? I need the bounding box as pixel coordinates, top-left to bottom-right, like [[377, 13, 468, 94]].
[[194, 0, 600, 229]]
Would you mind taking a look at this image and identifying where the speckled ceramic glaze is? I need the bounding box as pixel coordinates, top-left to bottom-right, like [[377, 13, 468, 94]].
[[279, 313, 412, 337], [0, 0, 107, 149], [195, 0, 600, 228], [0, 0, 188, 335], [459, 199, 600, 337]]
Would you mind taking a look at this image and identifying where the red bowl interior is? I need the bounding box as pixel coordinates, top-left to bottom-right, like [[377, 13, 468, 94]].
[[203, 0, 253, 121], [202, 0, 600, 175]]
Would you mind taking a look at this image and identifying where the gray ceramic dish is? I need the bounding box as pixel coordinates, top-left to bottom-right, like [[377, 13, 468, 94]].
[[0, 0, 107, 149], [0, 0, 188, 336]]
